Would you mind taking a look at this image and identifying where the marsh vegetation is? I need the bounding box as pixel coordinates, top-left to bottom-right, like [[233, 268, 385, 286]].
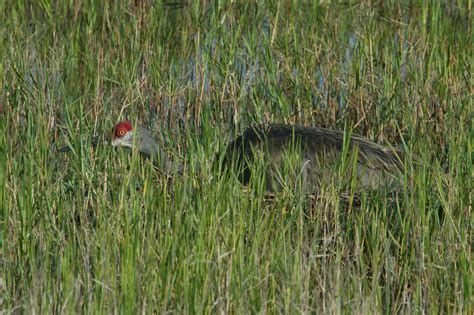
[[1, 1, 472, 313]]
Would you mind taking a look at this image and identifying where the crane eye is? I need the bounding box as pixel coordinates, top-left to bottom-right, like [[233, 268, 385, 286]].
[[118, 130, 125, 136]]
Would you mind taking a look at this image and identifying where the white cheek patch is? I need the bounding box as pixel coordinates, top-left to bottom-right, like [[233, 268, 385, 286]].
[[111, 138, 122, 147], [111, 131, 134, 148]]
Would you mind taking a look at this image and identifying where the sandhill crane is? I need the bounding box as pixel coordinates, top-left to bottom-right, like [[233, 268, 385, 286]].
[[111, 121, 404, 192]]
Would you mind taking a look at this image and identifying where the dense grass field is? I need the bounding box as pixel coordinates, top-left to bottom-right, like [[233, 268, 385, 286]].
[[1, 1, 472, 313]]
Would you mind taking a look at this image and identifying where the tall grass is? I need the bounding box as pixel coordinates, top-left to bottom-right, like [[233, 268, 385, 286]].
[[1, 0, 472, 313]]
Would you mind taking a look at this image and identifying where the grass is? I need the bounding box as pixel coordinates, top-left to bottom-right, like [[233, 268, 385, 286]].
[[1, 0, 472, 313]]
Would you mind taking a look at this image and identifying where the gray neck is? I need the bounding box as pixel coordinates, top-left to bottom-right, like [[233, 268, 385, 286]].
[[136, 125, 182, 174]]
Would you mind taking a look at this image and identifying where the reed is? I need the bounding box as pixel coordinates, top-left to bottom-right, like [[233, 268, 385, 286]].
[[1, 1, 471, 313]]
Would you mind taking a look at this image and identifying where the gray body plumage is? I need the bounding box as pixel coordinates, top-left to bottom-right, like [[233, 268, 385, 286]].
[[221, 124, 404, 192]]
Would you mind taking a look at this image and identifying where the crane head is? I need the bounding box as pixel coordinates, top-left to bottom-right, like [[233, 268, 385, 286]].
[[111, 120, 160, 159], [111, 120, 134, 149]]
